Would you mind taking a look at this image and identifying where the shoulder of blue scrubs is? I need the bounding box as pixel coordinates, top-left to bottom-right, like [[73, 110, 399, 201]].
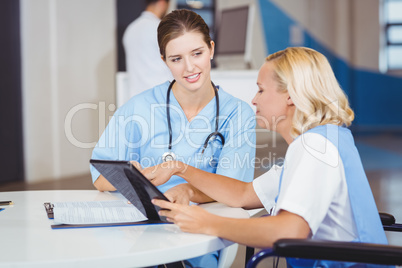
[[120, 81, 169, 113], [215, 86, 256, 183], [90, 81, 170, 183], [216, 86, 256, 124]]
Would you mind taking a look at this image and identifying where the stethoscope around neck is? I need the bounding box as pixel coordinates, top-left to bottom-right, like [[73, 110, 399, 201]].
[[162, 80, 225, 167]]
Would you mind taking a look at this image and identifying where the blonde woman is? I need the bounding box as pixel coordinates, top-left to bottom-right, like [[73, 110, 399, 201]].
[[144, 47, 388, 267]]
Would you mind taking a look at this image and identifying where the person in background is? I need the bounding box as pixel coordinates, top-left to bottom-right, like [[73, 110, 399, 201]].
[[123, 0, 173, 99], [145, 47, 389, 267], [91, 9, 256, 268]]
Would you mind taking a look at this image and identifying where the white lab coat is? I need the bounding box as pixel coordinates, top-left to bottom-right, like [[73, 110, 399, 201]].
[[122, 11, 173, 100]]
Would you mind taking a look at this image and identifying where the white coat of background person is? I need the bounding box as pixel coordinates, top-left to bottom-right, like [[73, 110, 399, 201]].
[[122, 0, 173, 101]]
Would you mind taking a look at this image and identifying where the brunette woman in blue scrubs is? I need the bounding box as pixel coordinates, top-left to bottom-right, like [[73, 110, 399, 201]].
[[90, 9, 256, 268]]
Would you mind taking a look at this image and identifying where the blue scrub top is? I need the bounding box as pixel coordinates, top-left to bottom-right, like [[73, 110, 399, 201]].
[[90, 81, 256, 193]]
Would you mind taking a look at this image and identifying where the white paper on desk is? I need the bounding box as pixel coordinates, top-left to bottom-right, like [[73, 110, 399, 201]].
[[53, 200, 147, 224]]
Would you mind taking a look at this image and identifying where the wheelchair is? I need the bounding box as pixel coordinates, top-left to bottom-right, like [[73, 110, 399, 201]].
[[245, 212, 402, 267]]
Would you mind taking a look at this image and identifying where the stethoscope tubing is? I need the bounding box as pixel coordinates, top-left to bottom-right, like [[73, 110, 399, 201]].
[[164, 80, 225, 161]]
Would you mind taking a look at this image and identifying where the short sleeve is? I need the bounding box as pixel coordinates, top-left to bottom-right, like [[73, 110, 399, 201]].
[[90, 102, 140, 183], [274, 133, 344, 235], [252, 165, 282, 213]]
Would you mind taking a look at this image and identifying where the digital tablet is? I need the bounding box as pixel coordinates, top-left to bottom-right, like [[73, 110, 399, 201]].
[[90, 159, 169, 222]]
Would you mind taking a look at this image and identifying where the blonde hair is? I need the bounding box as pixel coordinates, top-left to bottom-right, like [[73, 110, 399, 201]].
[[266, 47, 354, 138]]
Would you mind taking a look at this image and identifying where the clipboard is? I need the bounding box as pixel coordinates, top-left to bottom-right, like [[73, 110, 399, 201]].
[[45, 160, 170, 229], [44, 201, 163, 229]]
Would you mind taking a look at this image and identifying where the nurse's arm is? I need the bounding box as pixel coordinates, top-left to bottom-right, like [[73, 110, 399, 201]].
[[94, 175, 116, 192], [188, 185, 215, 203], [154, 199, 310, 248], [144, 161, 262, 209], [164, 183, 214, 204]]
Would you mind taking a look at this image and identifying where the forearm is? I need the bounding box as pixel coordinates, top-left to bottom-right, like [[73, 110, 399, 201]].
[[154, 201, 310, 248], [208, 212, 310, 248], [93, 175, 116, 192], [164, 183, 214, 204], [189, 185, 215, 204], [175, 162, 261, 209]]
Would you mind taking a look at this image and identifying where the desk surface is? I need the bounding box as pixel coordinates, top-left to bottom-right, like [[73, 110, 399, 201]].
[[0, 190, 250, 268]]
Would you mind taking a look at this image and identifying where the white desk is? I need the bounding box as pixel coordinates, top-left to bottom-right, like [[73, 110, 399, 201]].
[[0, 190, 250, 268]]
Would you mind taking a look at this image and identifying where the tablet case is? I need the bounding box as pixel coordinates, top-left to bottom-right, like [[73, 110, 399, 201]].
[[45, 160, 170, 229], [90, 159, 169, 222]]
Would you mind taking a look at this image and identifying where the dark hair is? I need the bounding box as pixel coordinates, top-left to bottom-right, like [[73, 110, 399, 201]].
[[146, 0, 169, 5], [158, 9, 211, 60]]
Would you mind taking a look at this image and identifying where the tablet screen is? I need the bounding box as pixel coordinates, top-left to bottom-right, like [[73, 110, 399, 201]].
[[90, 159, 169, 222]]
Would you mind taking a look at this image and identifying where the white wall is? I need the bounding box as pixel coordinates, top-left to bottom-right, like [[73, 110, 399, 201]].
[[21, 0, 116, 183], [18, 0, 388, 183], [271, 0, 381, 71], [352, 0, 381, 71], [215, 0, 382, 71]]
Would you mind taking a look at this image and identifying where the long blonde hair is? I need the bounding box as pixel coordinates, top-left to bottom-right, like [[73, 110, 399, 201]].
[[266, 47, 354, 137]]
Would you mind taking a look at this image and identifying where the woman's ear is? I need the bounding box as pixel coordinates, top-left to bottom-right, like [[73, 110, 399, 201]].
[[287, 95, 294, 106], [210, 40, 215, 60]]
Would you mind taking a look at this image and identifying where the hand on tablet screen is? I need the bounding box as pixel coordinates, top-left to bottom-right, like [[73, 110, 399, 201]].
[[130, 161, 142, 171], [142, 161, 180, 186], [164, 184, 193, 205]]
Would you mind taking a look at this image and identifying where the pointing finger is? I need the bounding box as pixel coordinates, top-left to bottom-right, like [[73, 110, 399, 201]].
[[152, 198, 176, 210]]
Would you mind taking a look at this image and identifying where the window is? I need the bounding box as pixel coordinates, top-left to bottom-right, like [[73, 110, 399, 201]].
[[382, 0, 402, 71], [176, 0, 216, 39]]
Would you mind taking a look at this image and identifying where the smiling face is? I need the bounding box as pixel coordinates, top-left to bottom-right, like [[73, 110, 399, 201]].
[[164, 31, 214, 93], [252, 61, 294, 136]]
